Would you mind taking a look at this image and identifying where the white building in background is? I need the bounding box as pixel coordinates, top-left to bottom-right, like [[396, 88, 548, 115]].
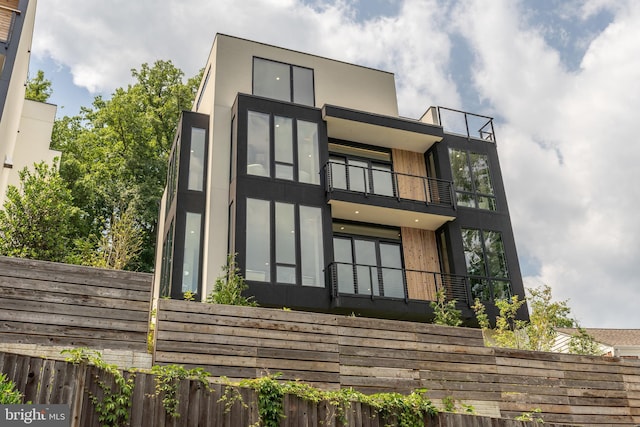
[[0, 0, 59, 205], [554, 328, 640, 358]]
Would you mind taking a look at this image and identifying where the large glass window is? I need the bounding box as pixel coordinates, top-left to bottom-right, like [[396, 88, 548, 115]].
[[462, 228, 510, 301], [188, 127, 206, 191], [449, 149, 496, 210], [245, 198, 324, 286], [253, 57, 314, 106], [332, 223, 405, 299], [246, 111, 320, 185], [182, 213, 202, 294]]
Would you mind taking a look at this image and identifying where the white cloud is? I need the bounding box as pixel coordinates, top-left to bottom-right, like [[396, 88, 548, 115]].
[[453, 0, 640, 327], [31, 0, 640, 327]]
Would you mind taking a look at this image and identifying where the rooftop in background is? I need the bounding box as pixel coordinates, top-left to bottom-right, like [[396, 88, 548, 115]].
[[557, 328, 640, 347]]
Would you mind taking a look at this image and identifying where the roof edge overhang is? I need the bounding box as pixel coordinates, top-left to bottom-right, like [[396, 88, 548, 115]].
[[322, 104, 444, 153]]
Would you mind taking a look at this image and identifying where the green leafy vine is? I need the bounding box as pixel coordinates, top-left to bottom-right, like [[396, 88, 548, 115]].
[[63, 348, 134, 427], [150, 364, 211, 418]]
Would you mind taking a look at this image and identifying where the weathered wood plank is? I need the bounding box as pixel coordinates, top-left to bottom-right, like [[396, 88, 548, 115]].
[[0, 285, 150, 311], [0, 276, 150, 301], [156, 329, 337, 353], [0, 256, 152, 290]]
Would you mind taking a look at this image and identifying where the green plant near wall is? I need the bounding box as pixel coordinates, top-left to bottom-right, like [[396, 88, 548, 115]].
[[150, 364, 211, 418], [206, 253, 257, 307], [229, 375, 438, 427], [62, 348, 134, 427], [0, 373, 24, 404], [430, 290, 462, 327]]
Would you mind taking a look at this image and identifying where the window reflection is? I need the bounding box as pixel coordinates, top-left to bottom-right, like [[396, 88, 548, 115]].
[[188, 128, 206, 191], [462, 228, 510, 300], [246, 199, 270, 281], [247, 111, 270, 177], [182, 213, 202, 293]]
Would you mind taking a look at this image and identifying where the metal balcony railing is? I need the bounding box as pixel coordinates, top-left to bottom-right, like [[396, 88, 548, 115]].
[[0, 4, 20, 44], [328, 262, 470, 305], [324, 161, 455, 209], [437, 107, 495, 142]]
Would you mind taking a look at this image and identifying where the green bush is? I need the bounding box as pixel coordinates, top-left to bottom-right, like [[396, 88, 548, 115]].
[[0, 373, 23, 404]]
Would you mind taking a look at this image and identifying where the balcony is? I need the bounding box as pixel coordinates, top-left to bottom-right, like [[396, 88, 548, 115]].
[[436, 107, 495, 142], [324, 160, 456, 230], [328, 262, 471, 305], [0, 2, 20, 44]]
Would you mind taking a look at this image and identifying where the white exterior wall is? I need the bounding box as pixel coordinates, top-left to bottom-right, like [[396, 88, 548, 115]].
[[0, 0, 37, 205], [6, 100, 59, 188], [194, 34, 401, 297]]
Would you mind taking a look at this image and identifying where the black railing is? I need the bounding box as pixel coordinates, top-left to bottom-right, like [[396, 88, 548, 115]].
[[324, 161, 455, 209], [437, 107, 495, 142], [328, 262, 470, 305]]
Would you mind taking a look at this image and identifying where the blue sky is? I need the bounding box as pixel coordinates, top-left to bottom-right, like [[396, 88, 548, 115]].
[[29, 0, 640, 327]]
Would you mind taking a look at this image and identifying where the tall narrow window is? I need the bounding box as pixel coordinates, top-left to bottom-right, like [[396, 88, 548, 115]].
[[275, 202, 296, 284], [247, 111, 270, 177], [246, 199, 271, 281], [253, 57, 315, 106], [300, 206, 324, 286], [274, 116, 294, 180], [297, 120, 319, 184], [188, 127, 206, 191], [182, 213, 202, 294]]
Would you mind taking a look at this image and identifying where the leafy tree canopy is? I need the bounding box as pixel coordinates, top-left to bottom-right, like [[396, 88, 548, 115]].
[[52, 60, 202, 271], [0, 161, 82, 262], [25, 69, 53, 102]]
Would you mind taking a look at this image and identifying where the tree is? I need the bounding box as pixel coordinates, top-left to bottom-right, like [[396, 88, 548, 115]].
[[0, 161, 82, 262], [568, 326, 602, 356], [430, 290, 462, 327], [473, 285, 576, 352], [25, 69, 52, 102], [526, 285, 573, 352], [52, 60, 202, 271]]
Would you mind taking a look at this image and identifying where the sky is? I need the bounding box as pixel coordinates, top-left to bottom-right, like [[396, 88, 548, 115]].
[[29, 0, 640, 328]]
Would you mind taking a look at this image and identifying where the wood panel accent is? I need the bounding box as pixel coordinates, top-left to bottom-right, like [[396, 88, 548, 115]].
[[401, 227, 440, 301], [392, 148, 428, 202], [0, 0, 18, 42], [0, 256, 152, 352]]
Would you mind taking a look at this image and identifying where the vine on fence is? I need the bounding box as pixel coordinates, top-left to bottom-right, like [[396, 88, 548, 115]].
[[62, 348, 134, 427], [150, 364, 211, 418]]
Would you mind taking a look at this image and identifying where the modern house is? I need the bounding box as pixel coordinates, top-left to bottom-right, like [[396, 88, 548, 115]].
[[0, 0, 59, 205], [153, 34, 528, 323]]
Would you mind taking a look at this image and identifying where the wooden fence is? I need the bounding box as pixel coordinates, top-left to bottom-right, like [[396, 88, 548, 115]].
[[154, 300, 640, 426], [1, 350, 569, 427], [0, 256, 153, 359]]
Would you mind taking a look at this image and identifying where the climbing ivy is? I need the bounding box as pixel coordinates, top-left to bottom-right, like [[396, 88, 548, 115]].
[[150, 364, 211, 418], [62, 348, 134, 427], [229, 375, 439, 427]]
